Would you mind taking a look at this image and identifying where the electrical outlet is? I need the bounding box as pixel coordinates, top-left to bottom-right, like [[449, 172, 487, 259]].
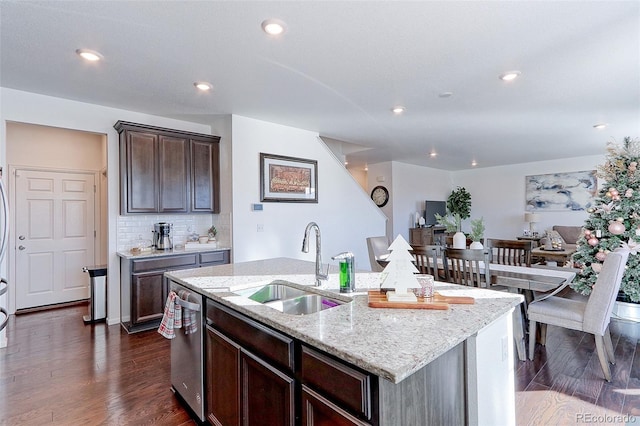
[[257, 224, 264, 232]]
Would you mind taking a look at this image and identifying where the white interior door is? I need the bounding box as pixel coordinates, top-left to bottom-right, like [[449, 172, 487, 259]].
[[15, 169, 95, 309]]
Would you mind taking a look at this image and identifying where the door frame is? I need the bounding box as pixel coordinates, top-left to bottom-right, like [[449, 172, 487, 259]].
[[7, 165, 102, 314]]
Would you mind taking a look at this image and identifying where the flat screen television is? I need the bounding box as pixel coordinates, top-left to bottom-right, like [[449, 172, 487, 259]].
[[424, 200, 447, 226]]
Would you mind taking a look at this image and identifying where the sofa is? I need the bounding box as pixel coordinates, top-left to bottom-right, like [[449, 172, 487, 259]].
[[541, 225, 582, 250]]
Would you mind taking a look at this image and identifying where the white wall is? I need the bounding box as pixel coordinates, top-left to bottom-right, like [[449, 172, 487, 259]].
[[391, 162, 453, 242], [0, 88, 212, 324], [231, 115, 386, 271], [367, 162, 393, 241], [453, 155, 605, 239]]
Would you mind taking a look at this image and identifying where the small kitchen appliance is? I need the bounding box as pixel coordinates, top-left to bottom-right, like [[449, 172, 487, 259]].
[[153, 222, 173, 250]]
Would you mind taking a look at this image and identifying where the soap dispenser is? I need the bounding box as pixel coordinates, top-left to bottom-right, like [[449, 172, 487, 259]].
[[331, 252, 355, 293]]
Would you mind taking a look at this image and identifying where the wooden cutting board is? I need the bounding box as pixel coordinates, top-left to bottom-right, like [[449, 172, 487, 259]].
[[367, 290, 474, 310]]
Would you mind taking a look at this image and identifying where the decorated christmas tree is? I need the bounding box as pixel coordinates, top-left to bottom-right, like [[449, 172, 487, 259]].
[[572, 137, 640, 302]]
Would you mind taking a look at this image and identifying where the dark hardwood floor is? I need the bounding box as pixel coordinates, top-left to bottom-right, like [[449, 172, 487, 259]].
[[1, 304, 639, 425], [0, 305, 195, 425], [516, 318, 640, 425]]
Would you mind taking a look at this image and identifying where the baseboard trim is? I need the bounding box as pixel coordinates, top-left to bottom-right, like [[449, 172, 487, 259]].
[[16, 299, 88, 315]]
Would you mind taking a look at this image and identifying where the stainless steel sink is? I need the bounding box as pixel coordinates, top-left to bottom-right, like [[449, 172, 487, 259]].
[[265, 294, 343, 315], [234, 282, 345, 315], [236, 283, 310, 303]]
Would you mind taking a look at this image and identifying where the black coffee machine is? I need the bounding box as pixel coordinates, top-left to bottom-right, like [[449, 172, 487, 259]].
[[153, 222, 173, 250]]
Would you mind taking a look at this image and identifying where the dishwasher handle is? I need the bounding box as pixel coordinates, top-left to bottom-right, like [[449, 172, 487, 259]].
[[175, 296, 201, 312]]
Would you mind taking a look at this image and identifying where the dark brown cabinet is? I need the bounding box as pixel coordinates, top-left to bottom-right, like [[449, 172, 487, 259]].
[[301, 386, 371, 426], [115, 121, 220, 214], [131, 270, 167, 325], [206, 327, 241, 426], [120, 250, 230, 333], [409, 226, 446, 245], [205, 300, 295, 426]]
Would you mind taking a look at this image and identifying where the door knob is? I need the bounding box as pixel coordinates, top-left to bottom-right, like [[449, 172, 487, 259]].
[[19, 235, 25, 240], [18, 245, 25, 250]]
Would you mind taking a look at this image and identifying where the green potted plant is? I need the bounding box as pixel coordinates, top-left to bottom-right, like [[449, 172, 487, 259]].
[[208, 225, 217, 241], [468, 217, 485, 249], [447, 187, 472, 248]]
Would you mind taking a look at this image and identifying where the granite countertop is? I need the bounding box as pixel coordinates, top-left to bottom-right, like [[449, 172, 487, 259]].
[[165, 257, 523, 384], [117, 245, 232, 259]]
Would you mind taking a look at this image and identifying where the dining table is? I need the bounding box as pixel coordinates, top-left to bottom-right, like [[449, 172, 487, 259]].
[[488, 263, 578, 361]]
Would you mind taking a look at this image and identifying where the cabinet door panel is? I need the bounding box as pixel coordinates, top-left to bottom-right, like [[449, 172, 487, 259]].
[[302, 386, 371, 426], [159, 135, 189, 213], [206, 326, 241, 426], [191, 139, 220, 213], [131, 271, 164, 324], [124, 131, 158, 213], [241, 350, 294, 426]]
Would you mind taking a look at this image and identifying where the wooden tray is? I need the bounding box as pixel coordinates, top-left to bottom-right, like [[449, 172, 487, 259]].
[[367, 290, 474, 310]]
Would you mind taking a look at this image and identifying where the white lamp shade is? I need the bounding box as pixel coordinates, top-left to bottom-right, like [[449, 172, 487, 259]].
[[525, 213, 541, 223]]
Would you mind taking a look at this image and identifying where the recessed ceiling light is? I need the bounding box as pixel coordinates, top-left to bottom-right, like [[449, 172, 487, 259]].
[[438, 92, 453, 98], [194, 82, 213, 91], [75, 49, 103, 62], [430, 152, 437, 157], [391, 106, 405, 114], [471, 160, 478, 167], [499, 71, 521, 81], [364, 165, 369, 171], [593, 123, 608, 129], [261, 19, 287, 36]]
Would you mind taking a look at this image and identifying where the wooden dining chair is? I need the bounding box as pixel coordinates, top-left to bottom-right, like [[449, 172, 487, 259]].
[[527, 249, 629, 381], [443, 248, 491, 287], [410, 245, 442, 278], [486, 239, 534, 266]]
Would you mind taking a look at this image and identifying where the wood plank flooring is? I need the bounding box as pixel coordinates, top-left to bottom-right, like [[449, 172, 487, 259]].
[[0, 305, 194, 425], [1, 304, 639, 425]]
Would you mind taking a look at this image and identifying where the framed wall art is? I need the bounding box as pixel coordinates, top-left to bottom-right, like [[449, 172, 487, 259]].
[[525, 170, 597, 211], [260, 153, 318, 203]]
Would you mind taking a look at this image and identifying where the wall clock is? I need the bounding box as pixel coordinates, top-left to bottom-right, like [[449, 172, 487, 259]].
[[371, 185, 389, 207]]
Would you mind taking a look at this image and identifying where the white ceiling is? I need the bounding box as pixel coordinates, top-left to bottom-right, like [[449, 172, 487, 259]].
[[1, 1, 639, 171]]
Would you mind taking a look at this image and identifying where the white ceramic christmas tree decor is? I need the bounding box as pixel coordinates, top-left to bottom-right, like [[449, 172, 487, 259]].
[[380, 235, 420, 302]]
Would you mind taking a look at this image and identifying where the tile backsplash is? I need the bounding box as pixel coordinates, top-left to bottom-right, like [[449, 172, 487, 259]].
[[117, 213, 231, 251]]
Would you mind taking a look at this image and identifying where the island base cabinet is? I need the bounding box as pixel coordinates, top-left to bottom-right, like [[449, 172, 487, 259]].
[[206, 326, 241, 426], [302, 386, 371, 426], [242, 350, 295, 426]]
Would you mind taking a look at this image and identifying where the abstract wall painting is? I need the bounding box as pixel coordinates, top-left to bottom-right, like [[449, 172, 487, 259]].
[[525, 170, 597, 211]]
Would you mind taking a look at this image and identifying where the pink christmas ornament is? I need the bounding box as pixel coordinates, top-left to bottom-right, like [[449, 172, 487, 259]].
[[608, 221, 626, 235], [592, 263, 603, 273], [595, 252, 607, 261], [584, 230, 592, 236], [610, 189, 619, 197], [626, 189, 634, 198], [588, 237, 599, 246]]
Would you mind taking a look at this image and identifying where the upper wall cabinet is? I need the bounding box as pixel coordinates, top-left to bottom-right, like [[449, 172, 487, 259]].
[[115, 121, 221, 214]]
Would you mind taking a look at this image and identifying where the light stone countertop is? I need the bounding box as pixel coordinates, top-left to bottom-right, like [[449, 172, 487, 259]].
[[165, 257, 523, 384], [117, 246, 232, 260]]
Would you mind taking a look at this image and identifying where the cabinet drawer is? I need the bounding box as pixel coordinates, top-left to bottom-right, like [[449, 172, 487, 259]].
[[301, 346, 372, 419], [302, 386, 371, 426], [199, 250, 229, 265], [132, 254, 198, 272], [206, 300, 294, 373]]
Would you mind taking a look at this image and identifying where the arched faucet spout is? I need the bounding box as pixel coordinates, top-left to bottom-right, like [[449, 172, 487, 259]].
[[301, 222, 329, 286]]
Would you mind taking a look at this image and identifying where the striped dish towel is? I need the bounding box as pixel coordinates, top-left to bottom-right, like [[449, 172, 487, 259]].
[[157, 291, 181, 339], [178, 289, 198, 335]]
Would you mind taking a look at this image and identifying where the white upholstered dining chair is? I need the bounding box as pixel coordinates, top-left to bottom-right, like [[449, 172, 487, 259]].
[[527, 249, 629, 381], [366, 236, 389, 272]]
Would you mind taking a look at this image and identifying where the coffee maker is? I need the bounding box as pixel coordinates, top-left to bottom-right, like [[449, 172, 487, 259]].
[[153, 222, 173, 250]]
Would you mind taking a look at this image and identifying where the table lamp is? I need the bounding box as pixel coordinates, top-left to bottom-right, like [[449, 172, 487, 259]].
[[525, 212, 541, 236]]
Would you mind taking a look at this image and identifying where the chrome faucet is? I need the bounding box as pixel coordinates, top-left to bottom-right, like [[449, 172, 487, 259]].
[[301, 222, 329, 286]]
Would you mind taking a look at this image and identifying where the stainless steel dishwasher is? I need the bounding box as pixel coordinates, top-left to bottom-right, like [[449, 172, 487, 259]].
[[169, 281, 205, 422]]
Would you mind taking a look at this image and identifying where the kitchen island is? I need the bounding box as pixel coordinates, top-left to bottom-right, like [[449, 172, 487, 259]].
[[166, 257, 523, 426]]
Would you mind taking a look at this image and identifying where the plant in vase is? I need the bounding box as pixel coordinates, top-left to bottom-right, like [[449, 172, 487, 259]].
[[446, 187, 472, 248], [468, 217, 485, 249], [208, 225, 217, 241]]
